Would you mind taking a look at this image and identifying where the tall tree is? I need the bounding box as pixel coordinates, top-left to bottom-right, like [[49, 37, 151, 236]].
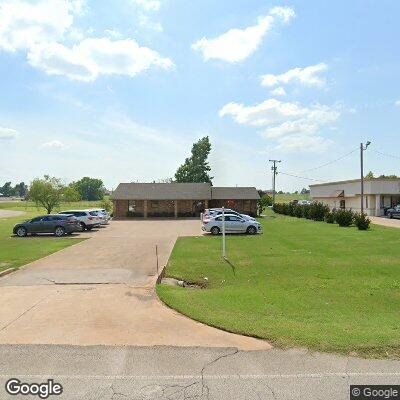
[[14, 182, 28, 198], [29, 175, 64, 214], [72, 177, 106, 201], [0, 182, 13, 196], [175, 136, 213, 183], [365, 171, 374, 180]]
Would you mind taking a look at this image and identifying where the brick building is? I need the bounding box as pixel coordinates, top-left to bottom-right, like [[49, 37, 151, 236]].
[[111, 183, 259, 218]]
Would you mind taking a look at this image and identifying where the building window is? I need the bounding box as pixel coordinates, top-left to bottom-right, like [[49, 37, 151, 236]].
[[340, 200, 345, 209], [365, 196, 368, 209], [244, 200, 251, 212], [151, 201, 159, 209]]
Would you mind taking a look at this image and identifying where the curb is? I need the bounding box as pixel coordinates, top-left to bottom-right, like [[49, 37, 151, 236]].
[[0, 268, 16, 278]]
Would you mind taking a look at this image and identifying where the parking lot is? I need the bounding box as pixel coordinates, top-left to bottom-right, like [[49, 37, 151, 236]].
[[0, 219, 269, 349]]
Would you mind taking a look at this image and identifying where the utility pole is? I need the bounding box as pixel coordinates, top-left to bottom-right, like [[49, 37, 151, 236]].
[[360, 141, 371, 214], [269, 159, 281, 205]]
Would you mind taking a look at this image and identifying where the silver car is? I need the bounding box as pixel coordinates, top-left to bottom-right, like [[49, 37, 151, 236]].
[[202, 213, 262, 235]]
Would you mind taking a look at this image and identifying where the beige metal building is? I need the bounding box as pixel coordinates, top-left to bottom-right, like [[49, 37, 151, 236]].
[[310, 178, 400, 216]]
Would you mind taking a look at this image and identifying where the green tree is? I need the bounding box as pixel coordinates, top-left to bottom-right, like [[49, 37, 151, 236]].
[[365, 171, 374, 180], [62, 185, 81, 203], [72, 177, 106, 201], [29, 175, 64, 214], [14, 182, 28, 198], [175, 136, 213, 183], [0, 182, 13, 196], [257, 194, 273, 215], [100, 198, 113, 214]]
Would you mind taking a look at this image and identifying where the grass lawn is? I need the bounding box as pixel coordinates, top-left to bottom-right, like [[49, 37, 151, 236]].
[[275, 193, 310, 203], [0, 201, 99, 273], [157, 213, 400, 359]]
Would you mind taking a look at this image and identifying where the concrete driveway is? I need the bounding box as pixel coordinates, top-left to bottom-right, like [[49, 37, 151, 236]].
[[370, 216, 400, 228], [0, 219, 269, 350]]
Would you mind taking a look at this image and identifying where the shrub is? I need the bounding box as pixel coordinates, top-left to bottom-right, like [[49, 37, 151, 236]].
[[309, 201, 329, 221], [325, 211, 336, 224], [353, 212, 371, 230], [294, 205, 303, 218], [301, 204, 311, 219], [335, 209, 354, 227]]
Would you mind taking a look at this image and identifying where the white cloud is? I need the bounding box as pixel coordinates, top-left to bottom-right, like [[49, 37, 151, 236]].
[[261, 63, 328, 87], [219, 98, 340, 152], [0, 0, 80, 52], [395, 100, 400, 107], [270, 86, 286, 96], [0, 0, 172, 81], [139, 15, 163, 32], [27, 37, 174, 81], [105, 29, 123, 39], [41, 140, 66, 149], [0, 127, 18, 140], [192, 6, 295, 62], [130, 0, 161, 11], [275, 135, 333, 153]]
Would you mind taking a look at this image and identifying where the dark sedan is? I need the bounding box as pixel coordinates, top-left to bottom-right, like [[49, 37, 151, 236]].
[[13, 214, 81, 237], [386, 205, 400, 219]]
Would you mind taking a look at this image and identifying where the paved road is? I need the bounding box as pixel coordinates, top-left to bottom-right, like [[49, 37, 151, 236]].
[[370, 216, 400, 228], [0, 220, 267, 349], [0, 210, 25, 218], [0, 345, 399, 399]]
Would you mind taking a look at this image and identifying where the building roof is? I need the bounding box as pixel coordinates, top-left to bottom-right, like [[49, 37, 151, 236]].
[[211, 187, 260, 200], [111, 183, 211, 200], [111, 183, 260, 200], [309, 177, 400, 187]]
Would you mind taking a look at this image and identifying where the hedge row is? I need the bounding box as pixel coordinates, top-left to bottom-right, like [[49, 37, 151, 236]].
[[272, 202, 371, 230]]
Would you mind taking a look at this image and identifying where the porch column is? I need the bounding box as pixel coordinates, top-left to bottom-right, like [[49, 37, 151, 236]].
[[144, 200, 148, 218], [174, 200, 178, 218], [375, 195, 381, 217], [205, 199, 209, 209]]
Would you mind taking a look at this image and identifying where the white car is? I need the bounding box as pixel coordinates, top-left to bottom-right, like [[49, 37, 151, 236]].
[[58, 210, 101, 231], [204, 208, 256, 221], [202, 214, 262, 235], [297, 200, 311, 205], [88, 208, 110, 225]]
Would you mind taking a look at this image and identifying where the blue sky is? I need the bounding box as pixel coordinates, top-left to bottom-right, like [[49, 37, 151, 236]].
[[0, 0, 399, 191]]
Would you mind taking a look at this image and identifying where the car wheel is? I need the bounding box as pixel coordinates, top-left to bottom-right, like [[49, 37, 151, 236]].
[[388, 212, 393, 219], [54, 226, 65, 237], [210, 226, 220, 235], [86, 226, 93, 231], [246, 226, 257, 235], [79, 222, 86, 231], [16, 227, 27, 237]]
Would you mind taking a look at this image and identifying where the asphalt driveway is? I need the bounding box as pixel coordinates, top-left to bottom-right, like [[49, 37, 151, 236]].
[[0, 219, 269, 349]]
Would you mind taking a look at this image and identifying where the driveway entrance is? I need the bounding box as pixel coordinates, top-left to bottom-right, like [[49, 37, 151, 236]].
[[0, 220, 269, 350]]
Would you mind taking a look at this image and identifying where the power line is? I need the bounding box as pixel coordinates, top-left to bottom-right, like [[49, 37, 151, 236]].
[[371, 149, 400, 160], [278, 171, 326, 183], [298, 148, 358, 173]]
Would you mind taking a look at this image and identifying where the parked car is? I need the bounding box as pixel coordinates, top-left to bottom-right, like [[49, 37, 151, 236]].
[[88, 208, 111, 225], [204, 208, 256, 221], [13, 214, 80, 237], [297, 200, 311, 205], [202, 214, 262, 235], [58, 210, 101, 231], [386, 205, 400, 219]]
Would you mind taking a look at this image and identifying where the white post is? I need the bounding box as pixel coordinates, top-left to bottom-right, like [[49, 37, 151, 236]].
[[222, 206, 226, 259]]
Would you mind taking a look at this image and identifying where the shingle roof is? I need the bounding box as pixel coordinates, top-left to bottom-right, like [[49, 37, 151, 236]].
[[111, 183, 260, 200], [212, 187, 260, 200], [111, 183, 212, 200]]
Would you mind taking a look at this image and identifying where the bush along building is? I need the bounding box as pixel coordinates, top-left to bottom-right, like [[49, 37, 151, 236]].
[[111, 183, 259, 218]]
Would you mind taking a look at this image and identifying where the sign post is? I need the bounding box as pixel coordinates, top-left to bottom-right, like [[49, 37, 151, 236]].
[[222, 206, 226, 259]]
